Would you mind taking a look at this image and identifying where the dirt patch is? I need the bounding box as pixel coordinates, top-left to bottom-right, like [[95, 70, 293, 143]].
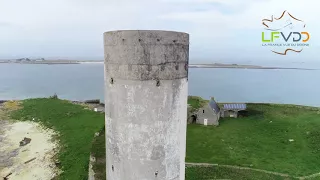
[[0, 120, 60, 179]]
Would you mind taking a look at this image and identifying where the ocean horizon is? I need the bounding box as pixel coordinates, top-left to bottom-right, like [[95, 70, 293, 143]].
[[1, 63, 319, 107]]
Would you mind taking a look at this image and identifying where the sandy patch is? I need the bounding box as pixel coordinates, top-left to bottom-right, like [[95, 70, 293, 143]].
[[79, 61, 103, 64], [0, 120, 60, 180]]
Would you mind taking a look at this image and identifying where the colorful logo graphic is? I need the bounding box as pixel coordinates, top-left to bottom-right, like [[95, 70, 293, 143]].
[[261, 11, 310, 55]]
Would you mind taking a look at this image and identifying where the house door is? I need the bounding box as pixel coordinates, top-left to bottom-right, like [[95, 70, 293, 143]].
[[204, 119, 208, 126]]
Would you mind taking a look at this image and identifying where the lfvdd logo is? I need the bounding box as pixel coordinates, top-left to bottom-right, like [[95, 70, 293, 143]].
[[261, 11, 310, 55], [262, 32, 310, 43]]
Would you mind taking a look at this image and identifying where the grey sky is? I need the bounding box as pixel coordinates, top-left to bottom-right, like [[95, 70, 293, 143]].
[[0, 0, 319, 62]]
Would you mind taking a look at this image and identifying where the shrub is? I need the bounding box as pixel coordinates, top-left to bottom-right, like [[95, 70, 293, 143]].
[[50, 93, 59, 99]]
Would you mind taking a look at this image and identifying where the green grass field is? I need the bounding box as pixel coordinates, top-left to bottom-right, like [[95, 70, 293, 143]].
[[185, 166, 295, 180], [91, 127, 106, 180], [9, 97, 320, 179], [91, 127, 296, 180], [10, 98, 105, 180], [186, 102, 320, 177]]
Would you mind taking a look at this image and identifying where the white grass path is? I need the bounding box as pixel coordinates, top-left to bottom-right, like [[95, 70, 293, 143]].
[[0, 120, 60, 180]]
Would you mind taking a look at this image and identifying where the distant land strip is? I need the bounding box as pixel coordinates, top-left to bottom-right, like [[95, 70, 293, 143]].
[[189, 64, 318, 70], [0, 60, 317, 70]]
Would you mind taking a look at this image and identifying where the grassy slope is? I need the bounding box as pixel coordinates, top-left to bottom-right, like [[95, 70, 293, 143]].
[[91, 127, 292, 180], [188, 96, 208, 110], [187, 103, 320, 176], [10, 97, 320, 179], [91, 127, 106, 180], [10, 98, 105, 180], [91, 96, 320, 179], [185, 166, 295, 180]]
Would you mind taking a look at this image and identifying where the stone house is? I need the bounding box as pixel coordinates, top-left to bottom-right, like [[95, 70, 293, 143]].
[[196, 98, 220, 126], [220, 103, 247, 118]]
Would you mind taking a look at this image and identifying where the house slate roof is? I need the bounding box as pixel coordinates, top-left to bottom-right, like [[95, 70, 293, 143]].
[[222, 103, 247, 110], [209, 99, 220, 113]]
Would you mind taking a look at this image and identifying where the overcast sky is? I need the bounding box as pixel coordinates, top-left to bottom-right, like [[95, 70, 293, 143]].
[[0, 0, 319, 63]]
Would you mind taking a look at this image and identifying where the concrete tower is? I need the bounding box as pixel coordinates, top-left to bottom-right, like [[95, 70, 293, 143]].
[[104, 30, 189, 180]]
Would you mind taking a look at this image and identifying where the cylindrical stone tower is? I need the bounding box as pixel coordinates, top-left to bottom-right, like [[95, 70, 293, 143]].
[[104, 30, 189, 180]]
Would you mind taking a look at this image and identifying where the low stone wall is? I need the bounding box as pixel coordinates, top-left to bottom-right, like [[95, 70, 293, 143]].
[[88, 154, 96, 180], [88, 130, 101, 180]]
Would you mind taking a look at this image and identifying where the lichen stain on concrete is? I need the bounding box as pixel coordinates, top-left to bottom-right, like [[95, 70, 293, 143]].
[[151, 146, 165, 160]]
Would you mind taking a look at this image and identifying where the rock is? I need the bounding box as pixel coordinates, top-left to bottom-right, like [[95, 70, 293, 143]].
[[19, 137, 31, 146], [289, 139, 294, 142], [84, 99, 100, 104], [3, 172, 12, 180], [24, 157, 36, 164], [55, 161, 61, 168]]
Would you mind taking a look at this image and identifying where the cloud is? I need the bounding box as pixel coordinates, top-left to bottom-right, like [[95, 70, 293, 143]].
[[0, 22, 15, 27], [159, 0, 319, 30], [0, 0, 318, 60]]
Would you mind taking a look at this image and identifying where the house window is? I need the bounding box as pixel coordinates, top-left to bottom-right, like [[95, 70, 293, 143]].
[[203, 110, 204, 113]]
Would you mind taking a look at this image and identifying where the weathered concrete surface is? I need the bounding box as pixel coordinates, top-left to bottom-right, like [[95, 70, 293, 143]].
[[104, 30, 189, 180], [104, 30, 189, 81]]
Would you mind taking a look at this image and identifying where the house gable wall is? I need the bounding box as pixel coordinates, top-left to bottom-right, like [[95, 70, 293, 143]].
[[196, 104, 219, 126]]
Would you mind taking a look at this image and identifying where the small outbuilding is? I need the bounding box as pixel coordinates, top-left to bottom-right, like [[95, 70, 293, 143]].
[[220, 103, 247, 118], [196, 98, 220, 126], [187, 105, 197, 124]]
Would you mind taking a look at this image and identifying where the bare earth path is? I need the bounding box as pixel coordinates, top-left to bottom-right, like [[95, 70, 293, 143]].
[[0, 120, 16, 173], [0, 102, 60, 180], [186, 162, 320, 180]]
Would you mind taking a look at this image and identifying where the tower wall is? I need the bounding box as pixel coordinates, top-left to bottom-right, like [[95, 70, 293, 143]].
[[104, 30, 189, 180]]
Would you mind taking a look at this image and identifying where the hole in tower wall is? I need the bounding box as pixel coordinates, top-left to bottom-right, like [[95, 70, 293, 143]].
[[112, 165, 114, 172], [110, 78, 114, 84], [175, 64, 179, 70], [156, 80, 160, 87], [155, 171, 158, 177], [160, 65, 165, 71]]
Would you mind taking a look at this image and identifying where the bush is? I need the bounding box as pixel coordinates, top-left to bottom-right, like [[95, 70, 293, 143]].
[[50, 93, 59, 99]]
